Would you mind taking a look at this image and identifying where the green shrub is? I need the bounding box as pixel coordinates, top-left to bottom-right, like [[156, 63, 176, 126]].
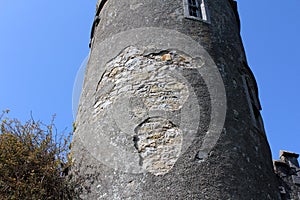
[[0, 111, 77, 199]]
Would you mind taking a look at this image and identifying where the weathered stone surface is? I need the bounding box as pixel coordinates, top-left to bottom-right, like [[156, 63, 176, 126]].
[[72, 0, 281, 199], [275, 151, 300, 199], [134, 117, 183, 176], [94, 46, 192, 115]]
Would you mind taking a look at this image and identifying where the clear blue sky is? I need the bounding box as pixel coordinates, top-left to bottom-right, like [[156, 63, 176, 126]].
[[0, 0, 299, 159]]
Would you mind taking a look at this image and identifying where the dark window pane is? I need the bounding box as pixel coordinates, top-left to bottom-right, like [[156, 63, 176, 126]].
[[188, 0, 197, 6], [189, 7, 198, 17]]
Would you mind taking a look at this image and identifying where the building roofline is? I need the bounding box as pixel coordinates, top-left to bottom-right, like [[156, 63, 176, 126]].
[[280, 150, 299, 159]]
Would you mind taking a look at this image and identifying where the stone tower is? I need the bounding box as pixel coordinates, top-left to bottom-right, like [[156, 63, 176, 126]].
[[73, 0, 282, 199]]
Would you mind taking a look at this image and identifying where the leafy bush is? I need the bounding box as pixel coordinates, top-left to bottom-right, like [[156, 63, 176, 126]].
[[0, 111, 77, 199]]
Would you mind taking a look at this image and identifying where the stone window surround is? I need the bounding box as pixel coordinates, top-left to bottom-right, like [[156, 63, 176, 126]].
[[183, 0, 210, 22]]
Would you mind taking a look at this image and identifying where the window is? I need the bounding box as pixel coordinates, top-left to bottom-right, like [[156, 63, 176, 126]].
[[188, 0, 201, 18], [183, 0, 210, 22]]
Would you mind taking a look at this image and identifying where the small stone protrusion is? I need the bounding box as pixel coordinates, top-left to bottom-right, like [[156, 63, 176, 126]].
[[161, 54, 172, 61], [279, 186, 286, 194], [292, 175, 300, 185], [195, 151, 208, 162], [233, 109, 239, 120], [280, 150, 299, 168]]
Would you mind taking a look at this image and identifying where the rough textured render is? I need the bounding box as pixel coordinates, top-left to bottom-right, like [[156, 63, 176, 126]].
[[72, 0, 283, 199]]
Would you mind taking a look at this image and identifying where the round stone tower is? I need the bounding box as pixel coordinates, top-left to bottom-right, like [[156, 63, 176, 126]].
[[72, 0, 281, 199]]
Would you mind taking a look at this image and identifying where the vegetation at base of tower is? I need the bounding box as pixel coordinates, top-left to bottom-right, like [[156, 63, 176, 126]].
[[0, 110, 80, 199]]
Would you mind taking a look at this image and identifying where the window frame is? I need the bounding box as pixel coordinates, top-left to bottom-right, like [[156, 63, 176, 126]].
[[183, 0, 210, 23]]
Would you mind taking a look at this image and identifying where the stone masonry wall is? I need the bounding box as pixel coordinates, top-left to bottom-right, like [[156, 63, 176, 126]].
[[72, 0, 281, 199]]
